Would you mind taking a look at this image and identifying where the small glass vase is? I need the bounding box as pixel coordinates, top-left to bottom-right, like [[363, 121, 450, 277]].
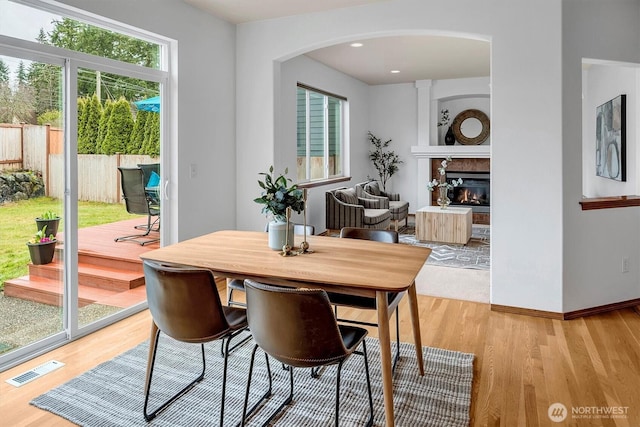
[[437, 186, 450, 209]]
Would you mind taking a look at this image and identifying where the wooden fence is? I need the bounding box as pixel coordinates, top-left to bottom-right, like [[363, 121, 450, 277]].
[[1, 124, 157, 203]]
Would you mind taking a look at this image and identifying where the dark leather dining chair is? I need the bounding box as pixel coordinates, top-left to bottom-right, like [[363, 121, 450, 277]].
[[142, 260, 271, 425], [226, 224, 315, 308], [240, 279, 374, 427], [327, 227, 403, 373]]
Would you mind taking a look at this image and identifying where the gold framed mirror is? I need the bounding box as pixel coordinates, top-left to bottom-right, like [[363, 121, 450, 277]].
[[451, 109, 490, 145]]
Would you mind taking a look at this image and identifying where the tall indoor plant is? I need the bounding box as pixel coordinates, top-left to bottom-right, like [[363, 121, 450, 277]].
[[368, 131, 403, 192], [254, 166, 304, 250]]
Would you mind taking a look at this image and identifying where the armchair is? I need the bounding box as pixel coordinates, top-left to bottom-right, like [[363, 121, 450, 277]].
[[355, 181, 409, 231], [325, 187, 390, 231]]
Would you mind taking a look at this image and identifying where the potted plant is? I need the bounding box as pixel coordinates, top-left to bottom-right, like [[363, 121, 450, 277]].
[[26, 225, 58, 265], [35, 210, 61, 238], [254, 166, 304, 250], [368, 131, 403, 192]]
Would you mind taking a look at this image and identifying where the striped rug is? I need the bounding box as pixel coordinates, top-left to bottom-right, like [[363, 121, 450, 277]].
[[31, 333, 474, 426]]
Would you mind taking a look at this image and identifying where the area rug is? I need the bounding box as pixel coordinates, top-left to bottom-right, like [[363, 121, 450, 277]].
[[31, 333, 474, 426], [399, 224, 490, 271]]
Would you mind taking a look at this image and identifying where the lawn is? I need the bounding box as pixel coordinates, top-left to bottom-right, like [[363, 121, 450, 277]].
[[0, 197, 138, 289]]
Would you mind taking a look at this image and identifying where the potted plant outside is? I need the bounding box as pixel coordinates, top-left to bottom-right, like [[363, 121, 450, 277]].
[[254, 166, 304, 250], [27, 225, 58, 265], [35, 210, 61, 238]]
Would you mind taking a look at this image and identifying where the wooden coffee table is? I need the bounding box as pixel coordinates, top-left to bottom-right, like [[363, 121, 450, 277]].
[[415, 206, 473, 244]]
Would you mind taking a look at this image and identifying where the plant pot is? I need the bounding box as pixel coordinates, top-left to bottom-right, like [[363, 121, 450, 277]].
[[35, 217, 60, 237], [444, 126, 456, 145], [27, 240, 57, 265], [268, 221, 294, 250]]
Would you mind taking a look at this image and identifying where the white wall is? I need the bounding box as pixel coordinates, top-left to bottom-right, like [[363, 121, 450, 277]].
[[582, 64, 638, 197], [56, 0, 237, 241], [278, 55, 370, 231], [563, 0, 640, 312], [368, 83, 417, 210], [237, 0, 564, 312]]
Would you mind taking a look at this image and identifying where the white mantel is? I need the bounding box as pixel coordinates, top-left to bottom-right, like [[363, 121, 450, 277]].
[[411, 144, 491, 159]]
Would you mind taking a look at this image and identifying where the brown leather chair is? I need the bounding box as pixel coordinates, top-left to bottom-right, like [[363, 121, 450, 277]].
[[226, 224, 315, 308], [142, 261, 270, 424], [240, 280, 374, 427], [327, 227, 404, 373]]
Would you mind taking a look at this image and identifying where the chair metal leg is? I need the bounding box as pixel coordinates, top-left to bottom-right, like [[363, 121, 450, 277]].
[[227, 288, 247, 308], [143, 329, 206, 421], [335, 360, 344, 427], [242, 346, 293, 427], [219, 330, 252, 357], [115, 214, 159, 246], [240, 345, 274, 427]]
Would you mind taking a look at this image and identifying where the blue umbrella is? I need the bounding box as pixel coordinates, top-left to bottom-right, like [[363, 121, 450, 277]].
[[134, 96, 160, 112]]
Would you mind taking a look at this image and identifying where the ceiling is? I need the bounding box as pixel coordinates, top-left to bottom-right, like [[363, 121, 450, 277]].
[[182, 0, 490, 85]]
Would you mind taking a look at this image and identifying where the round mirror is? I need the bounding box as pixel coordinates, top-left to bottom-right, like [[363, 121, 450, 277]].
[[451, 109, 490, 145], [460, 117, 482, 138]]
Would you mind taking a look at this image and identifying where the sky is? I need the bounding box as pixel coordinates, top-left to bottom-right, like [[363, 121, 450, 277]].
[[0, 0, 58, 81]]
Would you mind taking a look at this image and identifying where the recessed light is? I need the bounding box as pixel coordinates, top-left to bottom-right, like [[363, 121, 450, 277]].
[[350, 42, 363, 48], [390, 70, 400, 74]]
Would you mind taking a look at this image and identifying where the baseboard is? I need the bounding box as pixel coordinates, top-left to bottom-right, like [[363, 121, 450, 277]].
[[562, 298, 640, 320], [490, 304, 564, 319], [492, 298, 640, 320]]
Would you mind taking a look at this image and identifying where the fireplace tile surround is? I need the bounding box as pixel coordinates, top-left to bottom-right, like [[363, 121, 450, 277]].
[[430, 158, 491, 225]]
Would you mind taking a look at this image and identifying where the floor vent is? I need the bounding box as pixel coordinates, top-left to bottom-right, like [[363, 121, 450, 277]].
[[6, 360, 65, 387]]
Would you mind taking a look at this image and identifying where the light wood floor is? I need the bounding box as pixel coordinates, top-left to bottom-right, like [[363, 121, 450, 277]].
[[2, 291, 639, 426]]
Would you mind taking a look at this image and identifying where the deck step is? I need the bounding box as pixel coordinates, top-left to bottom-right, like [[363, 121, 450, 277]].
[[28, 261, 145, 292], [4, 276, 116, 307]]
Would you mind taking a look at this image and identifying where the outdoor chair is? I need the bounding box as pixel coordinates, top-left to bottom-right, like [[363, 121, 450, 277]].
[[325, 187, 390, 231], [326, 227, 403, 374], [240, 280, 374, 427], [142, 261, 271, 424], [355, 181, 409, 231], [115, 166, 159, 245]]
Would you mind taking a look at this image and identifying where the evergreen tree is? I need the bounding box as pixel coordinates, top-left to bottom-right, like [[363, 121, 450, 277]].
[[16, 62, 28, 86], [77, 97, 87, 149], [128, 109, 148, 154], [27, 62, 61, 116], [0, 59, 9, 83], [101, 97, 133, 155], [96, 99, 113, 154], [78, 94, 102, 153], [141, 112, 160, 156]]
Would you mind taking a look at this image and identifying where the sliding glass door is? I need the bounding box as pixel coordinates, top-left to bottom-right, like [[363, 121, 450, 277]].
[[0, 0, 170, 370]]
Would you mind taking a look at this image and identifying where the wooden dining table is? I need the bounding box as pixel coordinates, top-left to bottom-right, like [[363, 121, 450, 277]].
[[140, 230, 432, 426]]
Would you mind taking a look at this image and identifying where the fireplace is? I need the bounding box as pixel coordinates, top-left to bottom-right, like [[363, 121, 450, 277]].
[[446, 171, 490, 213]]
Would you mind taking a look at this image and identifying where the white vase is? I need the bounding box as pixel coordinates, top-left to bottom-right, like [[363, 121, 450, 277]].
[[268, 221, 294, 250]]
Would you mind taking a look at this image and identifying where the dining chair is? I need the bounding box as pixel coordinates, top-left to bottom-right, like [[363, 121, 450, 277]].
[[327, 227, 403, 373], [226, 224, 315, 308], [142, 260, 271, 424], [240, 279, 374, 427]]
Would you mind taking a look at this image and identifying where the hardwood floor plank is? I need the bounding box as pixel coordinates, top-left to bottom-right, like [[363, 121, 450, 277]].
[[1, 293, 639, 426]]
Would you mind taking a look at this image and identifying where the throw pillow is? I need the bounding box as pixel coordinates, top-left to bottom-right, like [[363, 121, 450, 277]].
[[366, 181, 381, 196], [147, 170, 160, 187], [335, 188, 358, 205]]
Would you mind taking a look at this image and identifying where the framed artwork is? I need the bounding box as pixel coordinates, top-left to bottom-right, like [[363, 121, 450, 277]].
[[596, 94, 626, 181]]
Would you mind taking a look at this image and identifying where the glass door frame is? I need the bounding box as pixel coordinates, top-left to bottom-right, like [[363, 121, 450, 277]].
[[0, 34, 171, 370]]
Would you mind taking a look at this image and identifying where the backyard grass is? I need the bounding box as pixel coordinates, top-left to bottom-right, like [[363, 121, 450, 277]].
[[0, 197, 139, 289]]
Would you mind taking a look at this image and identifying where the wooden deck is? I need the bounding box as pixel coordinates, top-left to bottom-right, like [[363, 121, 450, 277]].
[[4, 218, 159, 308]]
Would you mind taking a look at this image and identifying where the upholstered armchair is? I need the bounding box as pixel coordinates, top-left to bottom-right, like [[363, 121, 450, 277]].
[[325, 187, 391, 231], [355, 181, 409, 231]]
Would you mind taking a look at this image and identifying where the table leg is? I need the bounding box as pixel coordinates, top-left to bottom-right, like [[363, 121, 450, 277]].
[[376, 291, 395, 427], [144, 321, 159, 395], [407, 282, 425, 375]]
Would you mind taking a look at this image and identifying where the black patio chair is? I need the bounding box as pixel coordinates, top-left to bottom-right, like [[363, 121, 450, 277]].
[[115, 166, 160, 246]]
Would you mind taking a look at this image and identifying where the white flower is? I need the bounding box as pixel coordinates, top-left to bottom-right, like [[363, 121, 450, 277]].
[[441, 160, 447, 168]]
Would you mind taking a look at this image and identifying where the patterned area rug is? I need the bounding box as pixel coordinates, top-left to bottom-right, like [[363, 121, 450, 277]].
[[399, 224, 490, 271], [31, 334, 474, 426]]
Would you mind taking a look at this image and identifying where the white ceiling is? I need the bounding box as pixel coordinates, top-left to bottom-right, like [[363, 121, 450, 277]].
[[182, 0, 490, 85]]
